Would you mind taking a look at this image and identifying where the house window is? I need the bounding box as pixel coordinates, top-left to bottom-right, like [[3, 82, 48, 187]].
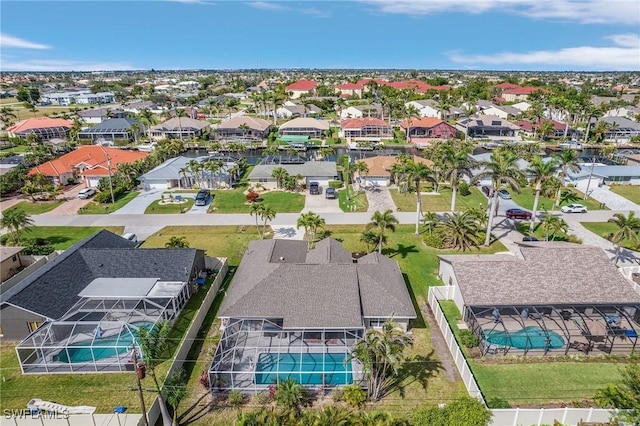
[[27, 322, 42, 333], [369, 318, 387, 328], [12, 255, 17, 262]]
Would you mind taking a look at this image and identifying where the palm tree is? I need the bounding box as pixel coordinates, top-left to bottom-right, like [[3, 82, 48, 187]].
[[271, 167, 288, 189], [346, 321, 413, 401], [165, 236, 189, 248], [259, 205, 276, 239], [367, 209, 399, 253], [407, 161, 435, 234], [359, 230, 380, 253], [423, 211, 440, 236], [1, 208, 34, 244], [442, 146, 475, 213], [163, 369, 188, 426], [138, 108, 157, 142], [249, 202, 265, 239], [607, 212, 640, 265], [353, 160, 369, 190], [297, 211, 325, 249], [540, 213, 568, 242], [318, 146, 334, 161], [474, 149, 525, 246], [442, 211, 480, 251], [537, 120, 555, 141], [526, 156, 558, 233], [582, 105, 602, 143], [274, 378, 304, 411], [137, 321, 173, 426], [0, 106, 18, 126], [404, 104, 420, 143], [175, 108, 187, 141], [553, 149, 581, 207]]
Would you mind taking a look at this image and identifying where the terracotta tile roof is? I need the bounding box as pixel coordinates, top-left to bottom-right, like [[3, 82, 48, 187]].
[[286, 79, 317, 91], [503, 86, 541, 95], [495, 82, 520, 90], [516, 119, 566, 131], [29, 146, 147, 178], [7, 117, 72, 133], [400, 117, 444, 129], [341, 117, 390, 129], [360, 155, 433, 177], [385, 80, 450, 93], [336, 82, 364, 90]]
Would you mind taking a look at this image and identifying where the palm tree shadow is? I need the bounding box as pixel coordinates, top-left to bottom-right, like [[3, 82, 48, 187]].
[[388, 243, 419, 259], [386, 350, 443, 399]]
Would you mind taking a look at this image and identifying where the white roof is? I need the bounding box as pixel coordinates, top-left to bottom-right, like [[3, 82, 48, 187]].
[[79, 277, 159, 298]]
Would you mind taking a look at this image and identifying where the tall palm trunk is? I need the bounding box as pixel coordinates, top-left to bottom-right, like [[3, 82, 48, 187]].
[[415, 181, 422, 235], [484, 188, 499, 246], [529, 183, 542, 233], [450, 181, 458, 213]]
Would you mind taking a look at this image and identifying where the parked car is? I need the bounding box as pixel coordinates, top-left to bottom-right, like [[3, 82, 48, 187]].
[[506, 208, 532, 220], [309, 182, 320, 195], [325, 187, 337, 199], [481, 186, 491, 196], [522, 236, 539, 242], [195, 189, 211, 206], [78, 188, 96, 199], [497, 189, 511, 199], [122, 232, 138, 243], [561, 203, 588, 213]]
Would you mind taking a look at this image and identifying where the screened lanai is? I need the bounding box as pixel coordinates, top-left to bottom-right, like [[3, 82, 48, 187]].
[[208, 319, 365, 394], [16, 278, 190, 374], [466, 304, 640, 356]]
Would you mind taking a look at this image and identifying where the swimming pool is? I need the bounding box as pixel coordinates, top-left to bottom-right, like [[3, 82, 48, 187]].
[[52, 322, 154, 363], [254, 352, 353, 385], [483, 326, 565, 350]]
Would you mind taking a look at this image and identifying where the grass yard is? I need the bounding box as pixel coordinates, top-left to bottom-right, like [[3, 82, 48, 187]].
[[338, 188, 369, 212], [609, 185, 640, 205], [515, 222, 575, 243], [390, 186, 488, 213], [78, 191, 139, 214], [5, 200, 63, 215], [145, 197, 194, 214], [0, 226, 124, 249], [439, 300, 624, 407], [511, 187, 604, 212], [581, 222, 640, 251], [0, 145, 29, 154], [208, 189, 304, 213]]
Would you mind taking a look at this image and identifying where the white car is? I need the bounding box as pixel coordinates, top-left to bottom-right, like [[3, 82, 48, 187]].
[[78, 188, 96, 199], [561, 203, 588, 213]]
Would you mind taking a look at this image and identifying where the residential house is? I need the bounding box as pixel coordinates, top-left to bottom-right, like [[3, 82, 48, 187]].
[[335, 82, 365, 97], [405, 99, 462, 119], [597, 117, 640, 143], [29, 145, 147, 187], [439, 244, 640, 356], [399, 117, 459, 147], [384, 80, 450, 93], [1, 247, 24, 282], [568, 164, 640, 185], [603, 105, 640, 121], [515, 120, 572, 139], [340, 117, 393, 140], [502, 87, 542, 102], [511, 101, 532, 113], [279, 118, 330, 139], [122, 101, 165, 115], [150, 117, 210, 140], [75, 92, 115, 105], [6, 117, 72, 141], [456, 115, 521, 141], [215, 116, 272, 142], [139, 155, 241, 190], [358, 155, 433, 187], [286, 79, 317, 99], [208, 238, 416, 394], [40, 91, 89, 106], [248, 161, 337, 189], [478, 104, 523, 120], [275, 103, 322, 119], [78, 108, 128, 124], [77, 118, 143, 143], [339, 104, 383, 119], [2, 230, 206, 373]]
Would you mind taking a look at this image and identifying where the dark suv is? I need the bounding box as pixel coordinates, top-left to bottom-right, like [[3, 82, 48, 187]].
[[505, 208, 532, 219], [195, 189, 211, 206], [325, 187, 337, 199], [309, 182, 320, 195]]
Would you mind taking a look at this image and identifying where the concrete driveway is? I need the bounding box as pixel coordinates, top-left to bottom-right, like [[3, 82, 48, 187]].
[[301, 186, 341, 213], [43, 185, 92, 215], [365, 186, 396, 212], [112, 189, 163, 215]]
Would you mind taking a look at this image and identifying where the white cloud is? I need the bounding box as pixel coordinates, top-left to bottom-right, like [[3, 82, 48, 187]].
[[0, 33, 50, 50], [247, 1, 288, 11], [1, 58, 136, 72], [448, 33, 640, 70], [360, 0, 640, 24]]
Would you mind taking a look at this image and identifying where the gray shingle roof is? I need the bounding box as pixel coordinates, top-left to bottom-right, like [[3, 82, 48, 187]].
[[248, 161, 337, 179], [442, 246, 640, 307], [3, 230, 200, 320], [220, 239, 416, 328], [80, 118, 141, 134]]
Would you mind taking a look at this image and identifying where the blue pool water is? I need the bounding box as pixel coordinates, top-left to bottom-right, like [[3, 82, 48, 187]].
[[52, 322, 154, 363], [255, 353, 353, 385], [483, 326, 565, 350]]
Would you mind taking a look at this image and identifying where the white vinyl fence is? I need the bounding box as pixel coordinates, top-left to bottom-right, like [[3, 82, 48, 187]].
[[427, 286, 614, 426]]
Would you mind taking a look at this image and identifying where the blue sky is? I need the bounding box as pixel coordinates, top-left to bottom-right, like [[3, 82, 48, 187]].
[[1, 0, 639, 71]]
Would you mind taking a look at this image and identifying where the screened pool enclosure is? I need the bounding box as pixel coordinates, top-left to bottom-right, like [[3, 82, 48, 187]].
[[17, 278, 191, 374], [209, 319, 365, 394]]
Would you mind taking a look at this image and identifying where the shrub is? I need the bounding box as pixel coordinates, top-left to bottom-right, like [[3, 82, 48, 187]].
[[94, 186, 125, 204], [458, 182, 471, 196], [458, 330, 479, 348], [246, 191, 260, 203], [328, 180, 344, 189], [487, 397, 511, 409], [423, 227, 447, 249], [342, 384, 367, 408], [567, 234, 583, 244], [330, 387, 344, 402], [253, 391, 271, 404], [23, 243, 55, 255], [198, 371, 210, 389], [227, 390, 245, 407]]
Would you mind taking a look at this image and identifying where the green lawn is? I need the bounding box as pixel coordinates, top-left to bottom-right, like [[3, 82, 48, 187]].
[[0, 145, 28, 154], [581, 222, 640, 251], [338, 188, 369, 212], [390, 186, 488, 213], [511, 187, 604, 212], [0, 226, 124, 249], [609, 185, 640, 205], [5, 200, 63, 215], [145, 197, 194, 214], [78, 191, 139, 214], [208, 189, 304, 213]]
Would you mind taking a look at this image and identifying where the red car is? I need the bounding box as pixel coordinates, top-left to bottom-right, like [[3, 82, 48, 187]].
[[506, 208, 532, 219]]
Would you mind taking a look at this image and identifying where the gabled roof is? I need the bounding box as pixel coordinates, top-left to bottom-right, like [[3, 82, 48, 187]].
[[286, 79, 317, 91], [217, 116, 271, 131], [440, 246, 640, 307], [359, 155, 433, 177], [1, 246, 24, 263], [503, 86, 541, 95], [280, 117, 330, 130], [341, 117, 390, 129], [151, 117, 210, 132], [336, 82, 364, 90], [248, 161, 337, 179], [219, 238, 416, 328], [2, 230, 201, 320], [400, 117, 449, 129], [7, 117, 72, 133], [28, 146, 147, 177]]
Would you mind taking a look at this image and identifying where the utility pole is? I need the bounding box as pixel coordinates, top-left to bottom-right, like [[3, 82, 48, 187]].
[[106, 153, 115, 204], [131, 343, 149, 426]]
